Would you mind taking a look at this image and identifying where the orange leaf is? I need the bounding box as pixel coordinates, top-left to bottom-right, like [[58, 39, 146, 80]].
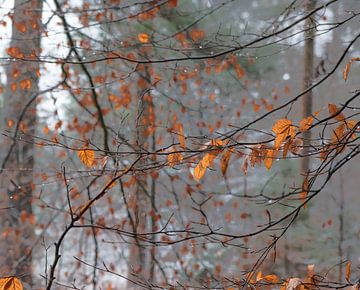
[[20, 79, 32, 90], [272, 119, 292, 134], [256, 271, 263, 281], [168, 151, 183, 167], [272, 119, 296, 149], [299, 116, 314, 132], [332, 123, 345, 143], [300, 176, 309, 208], [138, 33, 150, 43], [343, 58, 360, 81], [177, 124, 186, 149], [194, 152, 219, 181], [264, 149, 276, 170], [220, 148, 233, 175], [261, 274, 280, 283], [167, 0, 178, 8], [343, 62, 351, 81], [328, 104, 345, 122], [0, 277, 23, 290], [189, 29, 205, 42], [6, 47, 24, 58], [346, 119, 357, 130], [345, 261, 351, 282], [77, 148, 95, 167], [15, 22, 26, 33]]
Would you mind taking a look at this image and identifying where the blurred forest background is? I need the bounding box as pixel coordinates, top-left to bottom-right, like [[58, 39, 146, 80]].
[[0, 0, 359, 289]]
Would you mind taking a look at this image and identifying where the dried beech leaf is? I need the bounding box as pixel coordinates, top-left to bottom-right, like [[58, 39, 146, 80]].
[[346, 261, 351, 282], [168, 151, 183, 167], [77, 148, 95, 167], [220, 148, 233, 175], [0, 277, 23, 290]]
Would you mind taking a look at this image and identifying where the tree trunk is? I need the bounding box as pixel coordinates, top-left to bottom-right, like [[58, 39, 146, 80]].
[[301, 0, 316, 174], [0, 0, 42, 285], [127, 67, 155, 287]]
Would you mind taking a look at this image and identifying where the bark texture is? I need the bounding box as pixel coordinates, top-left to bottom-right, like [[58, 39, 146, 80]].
[[0, 0, 42, 285]]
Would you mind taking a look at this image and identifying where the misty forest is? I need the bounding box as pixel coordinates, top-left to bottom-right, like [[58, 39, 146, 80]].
[[0, 0, 360, 289]]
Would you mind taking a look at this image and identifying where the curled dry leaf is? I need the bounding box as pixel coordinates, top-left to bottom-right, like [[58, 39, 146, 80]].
[[343, 57, 360, 81], [77, 148, 95, 167], [193, 151, 219, 181], [272, 119, 296, 149], [177, 124, 186, 149], [261, 274, 280, 283], [167, 151, 183, 167], [300, 176, 309, 208], [220, 148, 233, 175], [286, 277, 302, 290], [328, 103, 345, 122], [290, 138, 303, 155], [264, 149, 276, 170], [299, 116, 314, 132], [0, 277, 23, 290], [345, 260, 351, 282]]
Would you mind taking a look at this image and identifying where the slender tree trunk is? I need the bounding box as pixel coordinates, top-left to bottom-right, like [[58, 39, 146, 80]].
[[0, 0, 42, 285], [301, 0, 316, 174], [128, 67, 155, 287]]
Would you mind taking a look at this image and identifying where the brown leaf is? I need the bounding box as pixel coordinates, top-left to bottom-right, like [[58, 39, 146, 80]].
[[299, 116, 314, 132], [343, 58, 360, 81], [0, 277, 23, 290], [328, 104, 345, 122], [177, 124, 186, 149], [168, 151, 183, 167], [261, 274, 280, 283], [194, 152, 219, 181], [346, 261, 351, 282], [272, 119, 292, 134], [272, 119, 296, 149], [77, 148, 95, 167], [220, 148, 233, 175], [264, 149, 275, 170], [343, 61, 352, 81], [300, 177, 309, 208]]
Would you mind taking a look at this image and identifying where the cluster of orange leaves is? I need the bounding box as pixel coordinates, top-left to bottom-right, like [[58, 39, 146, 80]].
[[225, 261, 357, 290]]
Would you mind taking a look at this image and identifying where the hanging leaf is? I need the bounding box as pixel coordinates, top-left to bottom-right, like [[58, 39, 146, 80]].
[[299, 116, 314, 132], [328, 104, 345, 122], [177, 124, 186, 149], [300, 176, 309, 208], [193, 152, 219, 181], [189, 29, 205, 42], [261, 274, 280, 283], [168, 151, 183, 167], [0, 277, 23, 290], [343, 57, 360, 81], [138, 33, 150, 43], [272, 119, 296, 149], [77, 148, 95, 167], [220, 148, 233, 175], [345, 261, 351, 282], [264, 149, 276, 170]]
